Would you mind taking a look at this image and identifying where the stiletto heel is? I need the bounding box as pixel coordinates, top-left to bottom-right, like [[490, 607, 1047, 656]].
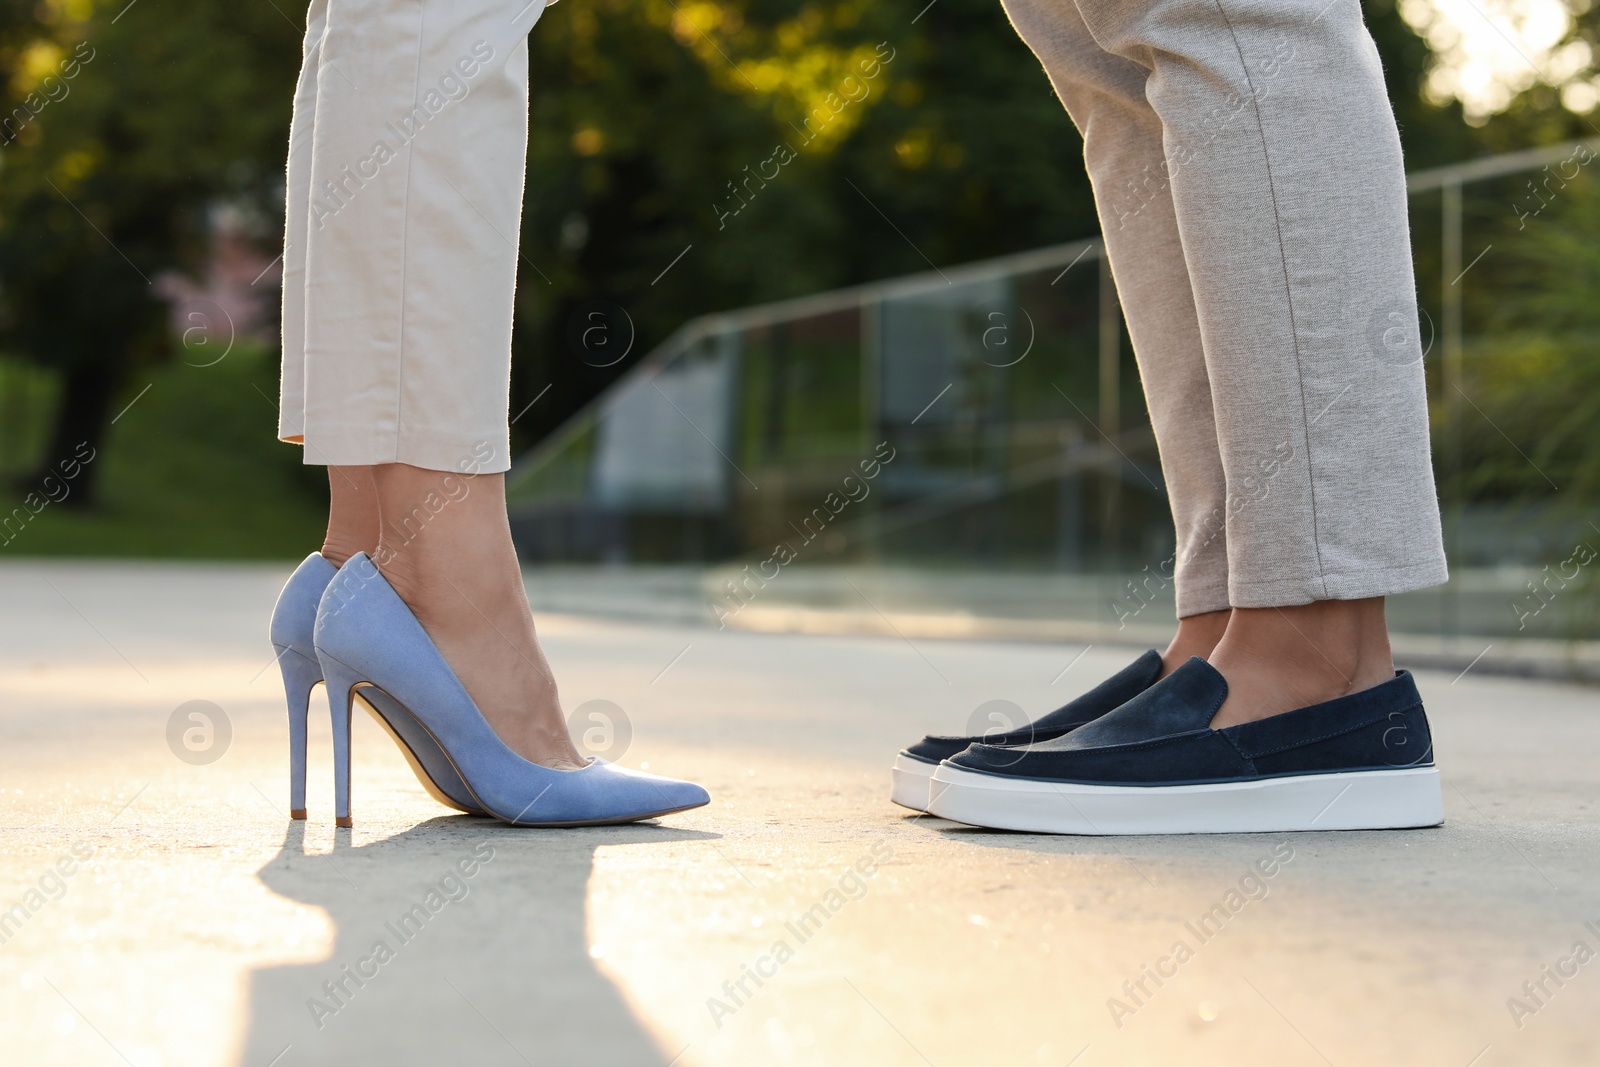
[[275, 645, 322, 820], [313, 553, 710, 827], [271, 552, 488, 821], [271, 554, 339, 820], [323, 658, 359, 828]]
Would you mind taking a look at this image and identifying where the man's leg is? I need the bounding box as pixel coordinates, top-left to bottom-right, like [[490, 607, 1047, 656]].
[[1068, 0, 1448, 722], [1001, 0, 1233, 667]]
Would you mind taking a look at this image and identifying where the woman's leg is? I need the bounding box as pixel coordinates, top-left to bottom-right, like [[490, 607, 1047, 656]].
[[1000, 0, 1232, 672], [282, 0, 579, 766], [372, 464, 582, 768], [1065, 0, 1448, 722], [277, 0, 328, 449], [295, 0, 540, 471], [321, 466, 379, 565]]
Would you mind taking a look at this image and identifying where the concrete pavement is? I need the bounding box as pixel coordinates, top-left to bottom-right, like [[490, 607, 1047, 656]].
[[1, 560, 1597, 1066]]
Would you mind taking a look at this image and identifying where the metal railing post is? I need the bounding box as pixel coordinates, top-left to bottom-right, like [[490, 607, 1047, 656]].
[[860, 294, 882, 561], [1441, 180, 1464, 639]]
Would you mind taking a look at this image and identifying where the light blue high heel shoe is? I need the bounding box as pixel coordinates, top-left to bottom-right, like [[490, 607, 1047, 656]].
[[269, 552, 487, 823], [312, 553, 711, 827]]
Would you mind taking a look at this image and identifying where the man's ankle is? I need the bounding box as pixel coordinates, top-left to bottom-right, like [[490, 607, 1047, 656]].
[[1161, 607, 1231, 676], [1207, 598, 1393, 726]]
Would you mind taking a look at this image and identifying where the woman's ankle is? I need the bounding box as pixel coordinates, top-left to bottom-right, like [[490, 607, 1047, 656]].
[[319, 540, 367, 568], [322, 465, 379, 567], [365, 463, 580, 767]]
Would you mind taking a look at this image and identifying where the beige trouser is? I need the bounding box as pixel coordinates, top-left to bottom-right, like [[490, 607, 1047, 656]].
[[279, 0, 547, 475], [1002, 0, 1449, 613]]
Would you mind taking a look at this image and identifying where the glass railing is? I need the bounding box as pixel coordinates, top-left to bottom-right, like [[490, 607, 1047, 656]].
[[507, 139, 1600, 649]]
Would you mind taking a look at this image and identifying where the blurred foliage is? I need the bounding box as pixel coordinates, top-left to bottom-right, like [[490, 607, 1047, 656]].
[[510, 0, 1100, 448], [1460, 165, 1600, 508], [0, 0, 1593, 559], [0, 0, 299, 505], [0, 342, 323, 556], [1462, 182, 1600, 636]]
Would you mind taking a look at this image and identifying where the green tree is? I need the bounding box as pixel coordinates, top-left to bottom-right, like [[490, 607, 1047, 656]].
[[508, 0, 1498, 450], [0, 0, 1526, 528], [0, 0, 298, 503]]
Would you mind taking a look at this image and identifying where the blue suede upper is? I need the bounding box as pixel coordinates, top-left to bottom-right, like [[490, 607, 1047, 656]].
[[313, 553, 709, 825], [901, 649, 1164, 765], [947, 657, 1434, 785], [272, 552, 484, 814], [269, 552, 337, 657], [271, 553, 337, 814]]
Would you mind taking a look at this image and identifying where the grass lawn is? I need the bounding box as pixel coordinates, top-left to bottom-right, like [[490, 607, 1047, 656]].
[[0, 345, 327, 559]]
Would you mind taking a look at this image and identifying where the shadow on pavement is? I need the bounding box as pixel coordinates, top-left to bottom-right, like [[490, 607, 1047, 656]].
[[238, 816, 719, 1066]]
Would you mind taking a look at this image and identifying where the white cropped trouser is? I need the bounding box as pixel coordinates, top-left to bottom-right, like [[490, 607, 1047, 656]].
[[279, 0, 547, 475], [1001, 0, 1448, 612]]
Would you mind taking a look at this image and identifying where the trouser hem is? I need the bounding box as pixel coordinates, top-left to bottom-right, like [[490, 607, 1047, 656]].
[[1228, 559, 1449, 609], [293, 430, 511, 474]]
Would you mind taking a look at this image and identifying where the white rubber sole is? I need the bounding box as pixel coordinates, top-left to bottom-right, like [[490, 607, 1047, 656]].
[[890, 754, 939, 812], [927, 763, 1443, 835]]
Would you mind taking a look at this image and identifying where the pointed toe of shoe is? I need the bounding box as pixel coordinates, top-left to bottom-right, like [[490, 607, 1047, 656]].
[[658, 778, 711, 812], [485, 760, 710, 827], [595, 761, 710, 819], [313, 555, 710, 829]]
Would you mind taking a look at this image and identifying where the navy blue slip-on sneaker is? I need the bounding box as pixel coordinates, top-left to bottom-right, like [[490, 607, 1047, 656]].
[[890, 650, 1164, 812], [926, 657, 1443, 834]]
